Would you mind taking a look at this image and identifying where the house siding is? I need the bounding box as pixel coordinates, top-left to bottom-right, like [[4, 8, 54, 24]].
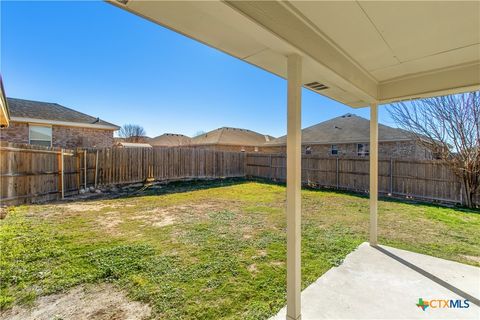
[[260, 140, 432, 160], [0, 122, 114, 148]]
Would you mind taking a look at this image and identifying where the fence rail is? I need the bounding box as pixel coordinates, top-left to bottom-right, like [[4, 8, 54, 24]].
[[1, 142, 478, 207], [245, 153, 479, 206]]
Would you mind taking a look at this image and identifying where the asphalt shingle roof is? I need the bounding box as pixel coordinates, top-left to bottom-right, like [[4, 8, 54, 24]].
[[190, 127, 274, 146], [150, 133, 192, 147], [265, 113, 414, 145], [7, 98, 119, 129]]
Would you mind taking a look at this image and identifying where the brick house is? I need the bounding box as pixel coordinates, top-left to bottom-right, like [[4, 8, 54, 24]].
[[262, 113, 433, 160], [0, 98, 119, 148], [188, 127, 274, 152]]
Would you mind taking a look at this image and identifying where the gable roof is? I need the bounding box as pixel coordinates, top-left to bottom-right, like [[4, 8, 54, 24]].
[[265, 113, 414, 146], [190, 127, 274, 147], [7, 98, 120, 130], [150, 133, 192, 147]]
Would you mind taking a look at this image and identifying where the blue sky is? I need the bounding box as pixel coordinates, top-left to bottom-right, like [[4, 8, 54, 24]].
[[1, 1, 394, 138]]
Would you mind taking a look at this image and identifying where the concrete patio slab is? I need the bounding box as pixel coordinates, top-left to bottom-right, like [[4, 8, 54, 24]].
[[271, 242, 480, 319]]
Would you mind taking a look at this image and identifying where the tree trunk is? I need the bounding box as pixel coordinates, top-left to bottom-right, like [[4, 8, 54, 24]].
[[463, 175, 474, 209]]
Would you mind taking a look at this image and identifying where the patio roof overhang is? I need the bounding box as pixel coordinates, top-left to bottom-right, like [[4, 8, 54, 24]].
[[107, 1, 479, 319], [0, 76, 10, 128], [108, 0, 479, 107]]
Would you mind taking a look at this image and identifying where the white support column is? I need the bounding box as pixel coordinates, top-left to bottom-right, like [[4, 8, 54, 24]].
[[369, 104, 378, 246], [286, 53, 302, 320]]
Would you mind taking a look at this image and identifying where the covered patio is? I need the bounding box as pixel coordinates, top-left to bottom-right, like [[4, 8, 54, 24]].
[[108, 1, 480, 319]]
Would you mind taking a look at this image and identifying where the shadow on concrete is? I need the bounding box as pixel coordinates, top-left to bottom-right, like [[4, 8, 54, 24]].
[[373, 245, 480, 307]]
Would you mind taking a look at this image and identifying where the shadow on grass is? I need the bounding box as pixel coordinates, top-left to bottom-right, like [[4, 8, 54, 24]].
[[57, 178, 250, 204], [247, 177, 480, 214], [54, 177, 479, 214]]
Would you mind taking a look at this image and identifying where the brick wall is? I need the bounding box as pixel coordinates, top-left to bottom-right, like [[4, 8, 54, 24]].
[[0, 122, 29, 144], [0, 122, 115, 148], [259, 140, 432, 160]]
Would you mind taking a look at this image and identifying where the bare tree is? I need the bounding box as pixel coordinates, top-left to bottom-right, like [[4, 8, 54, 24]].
[[119, 124, 147, 143], [388, 91, 479, 208], [194, 130, 206, 137]]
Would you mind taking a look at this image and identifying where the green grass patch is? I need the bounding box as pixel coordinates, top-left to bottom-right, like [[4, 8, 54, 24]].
[[1, 180, 479, 318]]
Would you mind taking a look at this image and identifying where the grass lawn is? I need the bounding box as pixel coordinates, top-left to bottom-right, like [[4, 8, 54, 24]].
[[1, 179, 479, 319]]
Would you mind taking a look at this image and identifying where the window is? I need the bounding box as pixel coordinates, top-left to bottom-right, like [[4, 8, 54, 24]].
[[331, 144, 338, 155], [357, 143, 369, 156], [29, 125, 52, 147], [305, 146, 312, 154]]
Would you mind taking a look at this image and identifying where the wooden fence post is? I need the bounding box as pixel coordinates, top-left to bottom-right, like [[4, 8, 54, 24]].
[[336, 157, 339, 189], [459, 182, 463, 205], [76, 151, 81, 193], [213, 151, 216, 178], [270, 154, 273, 179], [390, 158, 394, 195], [95, 149, 99, 188], [58, 149, 64, 199], [84, 150, 87, 190]]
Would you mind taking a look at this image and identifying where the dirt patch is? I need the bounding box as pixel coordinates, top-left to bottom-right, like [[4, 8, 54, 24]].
[[253, 250, 267, 259], [61, 202, 114, 212], [247, 264, 258, 273], [461, 255, 480, 264], [129, 209, 176, 229], [152, 215, 175, 228], [131, 202, 224, 229], [0, 284, 151, 320], [0, 207, 7, 219], [98, 212, 123, 233]]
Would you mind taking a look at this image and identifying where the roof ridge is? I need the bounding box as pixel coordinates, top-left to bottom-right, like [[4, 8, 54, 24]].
[[9, 97, 100, 122], [216, 127, 226, 144], [7, 97, 119, 129], [7, 97, 59, 105], [265, 113, 412, 145]]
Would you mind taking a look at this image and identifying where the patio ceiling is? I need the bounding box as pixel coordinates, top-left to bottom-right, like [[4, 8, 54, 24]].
[[108, 0, 480, 107]]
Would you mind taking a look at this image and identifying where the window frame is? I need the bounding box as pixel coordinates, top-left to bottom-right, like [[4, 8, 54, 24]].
[[331, 144, 338, 156], [29, 124, 53, 147], [357, 143, 370, 156]]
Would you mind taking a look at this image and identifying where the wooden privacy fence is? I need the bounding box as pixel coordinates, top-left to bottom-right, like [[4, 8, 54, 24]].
[[0, 143, 246, 205], [2, 142, 478, 207], [89, 147, 246, 186], [245, 153, 480, 206], [0, 142, 78, 204]]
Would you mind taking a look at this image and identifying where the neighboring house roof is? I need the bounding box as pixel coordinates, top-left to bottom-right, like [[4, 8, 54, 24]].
[[114, 136, 151, 143], [0, 77, 9, 128], [115, 142, 152, 148], [150, 133, 192, 147], [265, 113, 415, 146], [190, 127, 274, 147], [7, 98, 120, 130]]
